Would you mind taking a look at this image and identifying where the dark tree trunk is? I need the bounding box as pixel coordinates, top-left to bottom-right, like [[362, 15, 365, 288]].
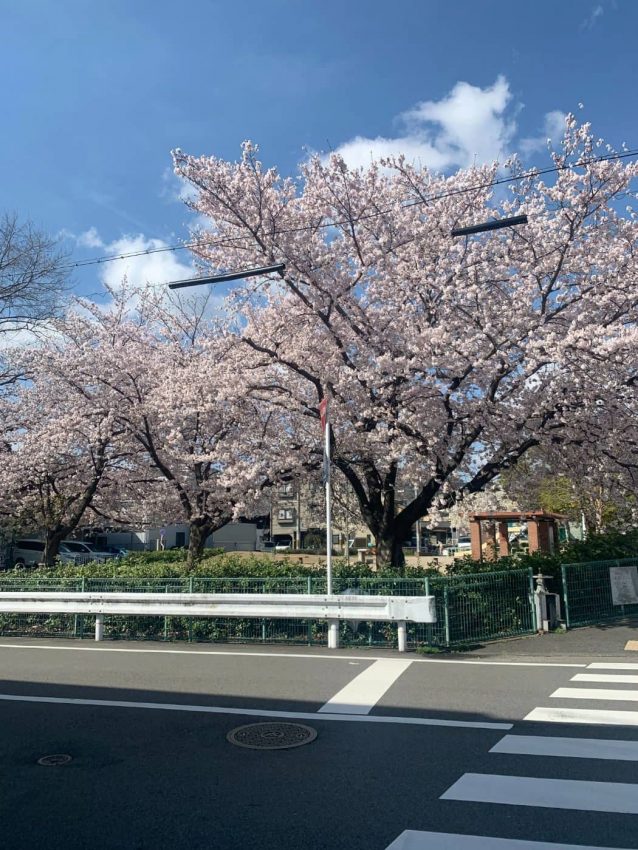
[[44, 528, 67, 567], [374, 530, 406, 572], [186, 518, 214, 570]]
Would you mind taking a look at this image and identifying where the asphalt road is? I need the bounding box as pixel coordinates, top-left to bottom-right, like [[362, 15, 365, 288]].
[[1, 639, 638, 849]]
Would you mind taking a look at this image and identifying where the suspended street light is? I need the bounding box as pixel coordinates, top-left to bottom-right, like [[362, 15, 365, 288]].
[[168, 262, 286, 290], [451, 214, 528, 238]]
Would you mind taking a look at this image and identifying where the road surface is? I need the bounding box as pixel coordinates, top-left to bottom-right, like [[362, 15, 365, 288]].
[[0, 639, 637, 849]]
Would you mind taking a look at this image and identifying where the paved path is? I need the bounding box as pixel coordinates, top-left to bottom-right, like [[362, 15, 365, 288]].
[[461, 619, 638, 661], [0, 639, 637, 849]]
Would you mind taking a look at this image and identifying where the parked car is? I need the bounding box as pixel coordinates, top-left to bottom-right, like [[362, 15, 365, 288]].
[[442, 535, 473, 557], [102, 545, 129, 558], [62, 541, 117, 563], [455, 536, 472, 555], [11, 539, 47, 568], [272, 535, 292, 553], [11, 539, 112, 568]]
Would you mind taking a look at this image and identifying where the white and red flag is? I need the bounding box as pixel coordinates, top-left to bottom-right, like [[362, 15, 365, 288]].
[[319, 398, 330, 485]]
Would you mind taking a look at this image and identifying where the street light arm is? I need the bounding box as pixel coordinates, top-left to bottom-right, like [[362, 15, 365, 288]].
[[451, 215, 528, 238], [168, 263, 286, 289]]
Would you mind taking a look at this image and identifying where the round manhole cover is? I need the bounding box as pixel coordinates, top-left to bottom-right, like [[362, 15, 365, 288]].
[[226, 722, 317, 750], [37, 754, 72, 766]]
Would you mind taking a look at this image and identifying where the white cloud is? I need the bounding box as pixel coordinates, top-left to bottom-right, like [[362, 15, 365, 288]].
[[329, 76, 517, 172], [73, 231, 197, 293], [77, 226, 105, 249], [0, 321, 61, 350], [520, 110, 567, 156], [160, 167, 198, 204], [73, 230, 228, 319], [93, 233, 197, 292], [581, 4, 604, 29]]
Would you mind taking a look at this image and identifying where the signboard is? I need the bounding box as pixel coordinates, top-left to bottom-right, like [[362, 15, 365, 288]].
[[609, 566, 638, 605]]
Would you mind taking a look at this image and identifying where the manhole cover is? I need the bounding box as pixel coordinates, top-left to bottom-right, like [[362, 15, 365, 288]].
[[37, 754, 72, 766], [226, 722, 317, 750]]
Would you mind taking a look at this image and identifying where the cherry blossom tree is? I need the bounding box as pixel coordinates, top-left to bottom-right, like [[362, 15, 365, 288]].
[[173, 115, 638, 569], [51, 288, 293, 568], [0, 346, 124, 566]]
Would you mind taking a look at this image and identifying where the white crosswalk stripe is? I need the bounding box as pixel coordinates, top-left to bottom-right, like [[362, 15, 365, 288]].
[[384, 661, 638, 850], [552, 687, 638, 702], [441, 773, 638, 814], [385, 831, 634, 849], [572, 673, 638, 684], [525, 706, 638, 725], [490, 733, 638, 760]]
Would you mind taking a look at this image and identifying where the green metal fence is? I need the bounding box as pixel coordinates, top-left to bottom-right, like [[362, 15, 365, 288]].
[[0, 568, 537, 648], [561, 558, 638, 628]]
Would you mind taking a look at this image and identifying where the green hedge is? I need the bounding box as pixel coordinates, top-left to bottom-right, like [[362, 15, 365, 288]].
[[5, 547, 441, 581]]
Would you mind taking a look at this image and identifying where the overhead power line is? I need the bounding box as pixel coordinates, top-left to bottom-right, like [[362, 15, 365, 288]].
[[62, 147, 638, 273]]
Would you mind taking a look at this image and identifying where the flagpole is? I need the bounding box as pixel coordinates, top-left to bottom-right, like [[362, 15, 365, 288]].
[[319, 398, 333, 596], [325, 407, 333, 596]]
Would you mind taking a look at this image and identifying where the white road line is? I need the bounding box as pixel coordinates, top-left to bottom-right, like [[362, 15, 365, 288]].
[[0, 644, 406, 663], [318, 659, 412, 714], [491, 734, 638, 761], [385, 830, 631, 850], [572, 673, 638, 684], [525, 706, 638, 726], [588, 662, 638, 670], [551, 687, 638, 702], [0, 693, 512, 730], [440, 772, 638, 814], [0, 643, 587, 667]]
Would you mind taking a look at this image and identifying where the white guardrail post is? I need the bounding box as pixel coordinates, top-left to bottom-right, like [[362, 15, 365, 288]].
[[327, 619, 339, 649], [397, 620, 407, 653], [0, 592, 437, 652]]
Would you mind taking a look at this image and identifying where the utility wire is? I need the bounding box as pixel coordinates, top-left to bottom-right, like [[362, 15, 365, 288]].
[[62, 147, 638, 273]]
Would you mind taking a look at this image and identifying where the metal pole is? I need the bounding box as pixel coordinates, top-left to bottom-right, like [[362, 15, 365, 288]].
[[327, 619, 339, 649], [95, 614, 104, 642], [307, 576, 313, 645], [560, 564, 570, 628], [325, 418, 333, 596], [189, 575, 194, 642], [414, 484, 421, 567], [529, 567, 538, 631]]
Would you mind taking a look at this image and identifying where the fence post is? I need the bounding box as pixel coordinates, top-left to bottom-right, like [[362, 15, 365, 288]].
[[561, 564, 571, 629], [443, 584, 451, 647], [164, 584, 169, 641], [617, 560, 626, 617], [74, 577, 86, 639], [424, 576, 432, 646]]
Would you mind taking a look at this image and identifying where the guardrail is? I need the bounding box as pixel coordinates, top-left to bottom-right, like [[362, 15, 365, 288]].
[[0, 592, 437, 651]]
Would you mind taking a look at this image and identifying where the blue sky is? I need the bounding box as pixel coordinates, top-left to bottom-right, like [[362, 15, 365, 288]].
[[2, 0, 635, 296]]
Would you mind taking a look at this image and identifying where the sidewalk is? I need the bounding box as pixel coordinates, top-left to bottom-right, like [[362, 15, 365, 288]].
[[462, 619, 638, 660]]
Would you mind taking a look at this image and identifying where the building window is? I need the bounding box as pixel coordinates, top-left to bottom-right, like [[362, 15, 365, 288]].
[[279, 482, 294, 498], [278, 508, 295, 523]]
